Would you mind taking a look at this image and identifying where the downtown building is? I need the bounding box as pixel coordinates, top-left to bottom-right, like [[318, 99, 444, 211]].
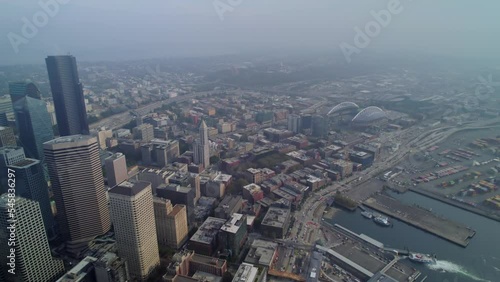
[[46, 55, 89, 136], [153, 197, 189, 249], [0, 147, 55, 237], [44, 135, 111, 255], [105, 153, 128, 188], [193, 120, 210, 169], [0, 195, 64, 281], [0, 126, 16, 147], [9, 81, 54, 160], [109, 181, 160, 281]]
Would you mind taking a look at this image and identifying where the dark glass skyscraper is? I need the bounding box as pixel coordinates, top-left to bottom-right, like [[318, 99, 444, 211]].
[[9, 82, 54, 160], [0, 147, 55, 237], [45, 55, 89, 136]]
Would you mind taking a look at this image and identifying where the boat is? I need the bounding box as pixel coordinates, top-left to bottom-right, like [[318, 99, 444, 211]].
[[409, 253, 437, 264], [361, 211, 373, 219], [373, 215, 391, 227]]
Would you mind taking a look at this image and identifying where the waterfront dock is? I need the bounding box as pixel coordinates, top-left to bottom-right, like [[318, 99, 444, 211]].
[[320, 221, 420, 281], [364, 194, 476, 247]]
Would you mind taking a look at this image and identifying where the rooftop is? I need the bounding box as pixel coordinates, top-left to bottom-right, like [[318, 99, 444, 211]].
[[109, 181, 151, 196], [243, 184, 262, 194], [169, 204, 186, 217], [245, 239, 278, 267], [220, 213, 245, 234], [190, 217, 226, 244], [232, 263, 259, 282], [261, 207, 290, 228]]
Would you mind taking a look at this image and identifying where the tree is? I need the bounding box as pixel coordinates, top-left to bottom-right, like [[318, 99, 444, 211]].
[[222, 272, 233, 282], [210, 155, 220, 165]]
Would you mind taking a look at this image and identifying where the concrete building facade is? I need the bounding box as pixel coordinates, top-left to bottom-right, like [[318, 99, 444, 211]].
[[44, 135, 111, 254], [109, 181, 160, 281]]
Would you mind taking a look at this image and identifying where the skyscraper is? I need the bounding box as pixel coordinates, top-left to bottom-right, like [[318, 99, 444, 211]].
[[109, 181, 160, 280], [193, 120, 210, 169], [9, 81, 54, 160], [0, 195, 64, 281], [0, 147, 55, 237], [105, 153, 128, 188], [45, 55, 89, 136], [287, 114, 302, 134], [44, 135, 110, 254], [0, 126, 16, 147]]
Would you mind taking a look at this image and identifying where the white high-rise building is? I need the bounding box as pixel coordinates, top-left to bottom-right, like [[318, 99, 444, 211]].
[[0, 195, 64, 281], [109, 181, 160, 281], [193, 120, 210, 169]]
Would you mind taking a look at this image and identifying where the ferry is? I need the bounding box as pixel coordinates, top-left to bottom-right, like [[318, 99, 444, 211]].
[[373, 215, 391, 227], [409, 253, 437, 264], [361, 211, 373, 219]]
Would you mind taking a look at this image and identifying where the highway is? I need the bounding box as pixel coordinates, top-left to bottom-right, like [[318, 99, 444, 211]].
[[89, 91, 215, 130]]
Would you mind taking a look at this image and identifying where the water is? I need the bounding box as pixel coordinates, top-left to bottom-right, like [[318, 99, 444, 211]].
[[328, 192, 500, 282]]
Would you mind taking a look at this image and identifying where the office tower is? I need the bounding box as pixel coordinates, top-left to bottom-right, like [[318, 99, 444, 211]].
[[0, 95, 14, 126], [9, 81, 54, 160], [44, 135, 110, 253], [153, 197, 173, 248], [133, 124, 154, 142], [45, 55, 89, 136], [0, 195, 64, 281], [312, 115, 328, 137], [109, 181, 160, 280], [0, 147, 55, 237], [94, 128, 113, 149], [0, 126, 16, 147], [193, 120, 210, 169], [157, 184, 195, 229], [153, 197, 189, 249], [287, 114, 302, 134], [105, 153, 128, 188]]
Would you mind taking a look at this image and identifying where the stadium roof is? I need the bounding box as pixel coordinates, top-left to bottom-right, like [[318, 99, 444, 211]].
[[351, 106, 386, 123], [327, 102, 359, 115]]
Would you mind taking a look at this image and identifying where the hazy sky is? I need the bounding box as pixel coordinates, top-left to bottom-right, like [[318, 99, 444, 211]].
[[1, 0, 500, 65]]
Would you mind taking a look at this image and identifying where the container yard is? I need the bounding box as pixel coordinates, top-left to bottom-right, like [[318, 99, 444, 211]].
[[391, 129, 500, 217]]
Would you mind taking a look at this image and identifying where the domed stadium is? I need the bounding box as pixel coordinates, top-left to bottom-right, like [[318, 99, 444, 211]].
[[351, 106, 387, 125], [327, 102, 359, 116]]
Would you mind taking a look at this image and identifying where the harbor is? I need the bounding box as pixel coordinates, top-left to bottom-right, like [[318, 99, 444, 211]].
[[319, 221, 421, 282], [364, 194, 476, 247]]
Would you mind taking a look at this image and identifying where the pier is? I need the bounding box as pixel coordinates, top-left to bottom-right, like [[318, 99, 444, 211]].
[[364, 194, 476, 247]]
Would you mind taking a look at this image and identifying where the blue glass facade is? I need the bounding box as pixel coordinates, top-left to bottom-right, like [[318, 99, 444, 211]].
[[9, 82, 54, 160]]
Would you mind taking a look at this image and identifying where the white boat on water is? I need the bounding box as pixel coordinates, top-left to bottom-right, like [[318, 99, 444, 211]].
[[409, 253, 437, 264], [373, 215, 391, 227], [361, 211, 373, 219]]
